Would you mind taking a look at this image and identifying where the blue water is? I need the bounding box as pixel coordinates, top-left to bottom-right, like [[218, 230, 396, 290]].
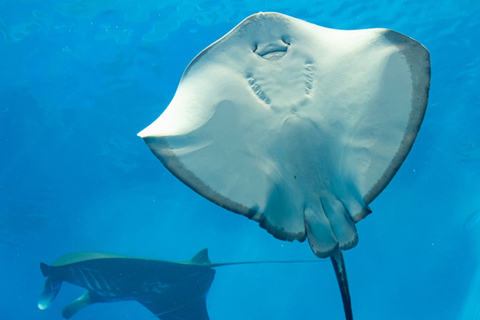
[[1, 1, 479, 319]]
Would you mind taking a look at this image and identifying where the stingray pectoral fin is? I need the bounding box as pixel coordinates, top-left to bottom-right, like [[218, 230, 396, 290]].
[[62, 291, 98, 319], [38, 263, 62, 310], [331, 251, 353, 320]]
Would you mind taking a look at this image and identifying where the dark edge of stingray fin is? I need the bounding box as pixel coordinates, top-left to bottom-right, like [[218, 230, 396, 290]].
[[330, 250, 353, 320]]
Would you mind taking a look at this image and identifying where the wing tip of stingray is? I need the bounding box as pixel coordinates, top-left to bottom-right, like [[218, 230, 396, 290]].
[[137, 128, 149, 138], [362, 29, 430, 205]]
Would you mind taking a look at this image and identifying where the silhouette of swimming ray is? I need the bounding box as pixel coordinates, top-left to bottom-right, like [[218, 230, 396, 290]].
[[38, 248, 320, 319], [38, 249, 214, 320]]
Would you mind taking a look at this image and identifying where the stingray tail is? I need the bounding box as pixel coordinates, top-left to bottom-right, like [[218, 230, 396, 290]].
[[38, 263, 62, 310], [330, 250, 353, 320]]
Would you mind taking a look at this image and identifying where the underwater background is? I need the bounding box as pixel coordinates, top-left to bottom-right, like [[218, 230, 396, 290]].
[[0, 0, 479, 319]]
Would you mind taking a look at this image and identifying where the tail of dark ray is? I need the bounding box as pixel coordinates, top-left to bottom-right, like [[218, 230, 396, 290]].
[[330, 251, 353, 320], [38, 263, 62, 311]]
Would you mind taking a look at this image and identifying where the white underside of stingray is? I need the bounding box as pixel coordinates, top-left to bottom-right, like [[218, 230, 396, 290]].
[[139, 12, 430, 258], [139, 12, 430, 320]]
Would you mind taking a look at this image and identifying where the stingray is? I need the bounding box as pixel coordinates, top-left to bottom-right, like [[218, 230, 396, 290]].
[[138, 12, 430, 319], [38, 248, 312, 319], [38, 249, 215, 319]]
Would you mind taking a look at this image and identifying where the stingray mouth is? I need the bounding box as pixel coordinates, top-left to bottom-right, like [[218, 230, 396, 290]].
[[253, 39, 290, 60]]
